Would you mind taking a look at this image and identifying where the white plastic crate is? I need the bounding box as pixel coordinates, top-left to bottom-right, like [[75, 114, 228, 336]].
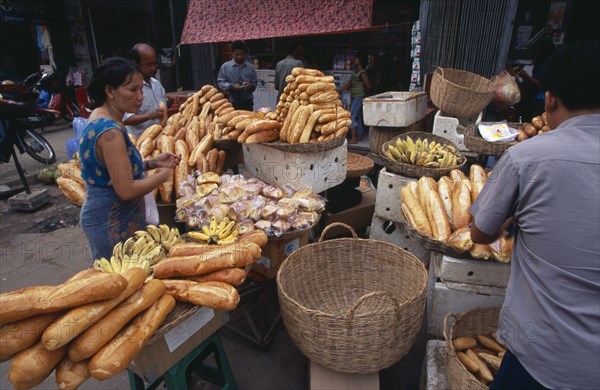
[[369, 215, 430, 266], [373, 168, 417, 224], [432, 110, 483, 156], [363, 91, 428, 127]]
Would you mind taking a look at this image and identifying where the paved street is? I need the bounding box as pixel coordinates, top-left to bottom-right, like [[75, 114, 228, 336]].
[[0, 120, 427, 390]]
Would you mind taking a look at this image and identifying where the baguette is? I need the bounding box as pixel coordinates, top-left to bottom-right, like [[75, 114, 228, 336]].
[[136, 124, 162, 149], [299, 110, 321, 143], [169, 240, 255, 257], [209, 92, 224, 103], [185, 268, 247, 286], [238, 229, 268, 247], [8, 342, 67, 390], [218, 110, 251, 125], [288, 105, 310, 144], [227, 113, 256, 129], [470, 164, 487, 183], [245, 130, 279, 144], [427, 190, 452, 241], [154, 242, 262, 278], [469, 243, 493, 260], [416, 177, 436, 212], [466, 348, 494, 383], [457, 351, 480, 376], [451, 180, 472, 229], [306, 82, 336, 95], [280, 100, 301, 142], [175, 140, 190, 198], [89, 293, 175, 380], [0, 272, 128, 325], [490, 234, 513, 263], [449, 169, 467, 182], [317, 110, 351, 124], [295, 75, 334, 84], [334, 126, 349, 139], [321, 118, 352, 136], [214, 102, 233, 116], [477, 335, 506, 354], [453, 336, 477, 351], [400, 186, 432, 236], [41, 268, 147, 351], [309, 90, 339, 104], [185, 123, 199, 152], [138, 138, 153, 159], [215, 150, 226, 176], [437, 177, 454, 227], [477, 352, 502, 372], [291, 67, 324, 77], [470, 180, 485, 202], [67, 279, 166, 362], [55, 357, 90, 390], [206, 148, 219, 173], [0, 313, 60, 362], [162, 280, 240, 310], [448, 227, 473, 254]]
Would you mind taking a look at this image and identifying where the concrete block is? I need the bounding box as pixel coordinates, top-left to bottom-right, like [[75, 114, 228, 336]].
[[373, 168, 417, 224], [437, 254, 511, 288], [369, 215, 430, 265], [7, 187, 51, 211], [419, 340, 449, 390], [432, 110, 481, 157]]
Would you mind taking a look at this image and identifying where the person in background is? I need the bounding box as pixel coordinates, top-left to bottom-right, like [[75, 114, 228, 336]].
[[470, 40, 600, 390], [515, 39, 555, 118], [274, 40, 304, 103], [123, 42, 166, 138], [80, 57, 180, 260], [340, 52, 371, 144], [217, 40, 257, 111]]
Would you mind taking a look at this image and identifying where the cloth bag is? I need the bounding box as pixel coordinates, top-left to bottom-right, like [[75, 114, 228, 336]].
[[144, 193, 159, 225]]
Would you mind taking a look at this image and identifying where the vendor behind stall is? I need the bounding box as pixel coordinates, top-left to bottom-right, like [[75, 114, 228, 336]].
[[470, 40, 600, 390], [217, 40, 257, 111]]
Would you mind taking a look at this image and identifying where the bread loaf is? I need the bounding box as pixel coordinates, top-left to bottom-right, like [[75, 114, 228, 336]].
[[317, 110, 351, 124], [56, 177, 85, 207], [426, 190, 452, 242], [469, 164, 487, 183], [238, 229, 268, 247], [41, 268, 146, 351], [8, 342, 67, 390], [245, 130, 279, 144], [67, 279, 166, 362], [400, 186, 432, 236], [288, 105, 311, 144], [56, 357, 90, 390], [437, 177, 454, 226], [469, 243, 493, 260], [280, 100, 301, 142], [306, 82, 335, 95], [490, 234, 513, 263], [0, 313, 60, 362], [449, 169, 466, 182], [154, 242, 261, 278], [0, 272, 128, 325], [448, 227, 473, 253], [175, 140, 190, 198], [162, 280, 240, 310], [136, 124, 162, 149], [89, 293, 175, 380], [170, 240, 255, 257], [291, 67, 325, 77], [451, 180, 472, 229], [186, 268, 247, 286], [471, 180, 485, 202], [139, 138, 154, 158]]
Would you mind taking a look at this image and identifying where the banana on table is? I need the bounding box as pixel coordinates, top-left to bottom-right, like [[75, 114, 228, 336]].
[[187, 216, 239, 245], [385, 136, 462, 168]]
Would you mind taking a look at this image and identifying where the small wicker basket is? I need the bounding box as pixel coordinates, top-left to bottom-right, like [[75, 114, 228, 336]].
[[277, 223, 427, 374], [346, 153, 374, 178], [444, 307, 502, 390], [464, 123, 520, 156], [431, 68, 495, 118], [380, 132, 466, 180]]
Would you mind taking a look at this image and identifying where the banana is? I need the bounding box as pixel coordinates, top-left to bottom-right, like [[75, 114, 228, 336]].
[[146, 245, 165, 266], [133, 236, 147, 254], [188, 231, 211, 242], [209, 217, 217, 235], [215, 218, 228, 235], [166, 227, 177, 243], [134, 230, 153, 241], [140, 241, 157, 256], [93, 260, 102, 271], [142, 259, 151, 275], [218, 221, 237, 239], [100, 257, 114, 273], [217, 231, 238, 245], [112, 242, 123, 261], [406, 136, 414, 149], [120, 255, 131, 272], [201, 224, 212, 237], [158, 224, 171, 242], [110, 256, 122, 274], [385, 150, 395, 160], [122, 237, 136, 257], [147, 225, 162, 243]]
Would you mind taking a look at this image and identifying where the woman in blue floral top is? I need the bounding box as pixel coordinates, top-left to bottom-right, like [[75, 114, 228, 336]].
[[79, 58, 180, 260]]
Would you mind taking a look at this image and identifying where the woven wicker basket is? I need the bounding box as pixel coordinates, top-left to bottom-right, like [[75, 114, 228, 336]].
[[444, 307, 502, 390], [431, 68, 495, 118], [346, 153, 374, 178], [368, 120, 426, 153], [464, 123, 520, 156], [380, 132, 466, 180], [262, 136, 345, 153], [277, 223, 427, 374]]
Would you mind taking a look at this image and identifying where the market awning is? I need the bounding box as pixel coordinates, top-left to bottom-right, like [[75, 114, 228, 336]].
[[180, 0, 374, 44]]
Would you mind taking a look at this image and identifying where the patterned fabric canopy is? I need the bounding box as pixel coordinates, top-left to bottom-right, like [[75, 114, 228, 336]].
[[180, 0, 374, 44]]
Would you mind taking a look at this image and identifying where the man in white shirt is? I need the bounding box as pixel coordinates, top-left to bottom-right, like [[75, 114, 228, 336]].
[[124, 43, 166, 138]]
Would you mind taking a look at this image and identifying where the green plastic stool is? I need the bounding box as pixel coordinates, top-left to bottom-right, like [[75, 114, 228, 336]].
[[128, 333, 237, 390]]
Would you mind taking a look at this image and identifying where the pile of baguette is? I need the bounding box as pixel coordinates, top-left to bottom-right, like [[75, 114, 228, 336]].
[[275, 67, 351, 143], [56, 159, 86, 207], [215, 109, 281, 144], [0, 268, 174, 388], [452, 331, 507, 385], [400, 164, 513, 261]]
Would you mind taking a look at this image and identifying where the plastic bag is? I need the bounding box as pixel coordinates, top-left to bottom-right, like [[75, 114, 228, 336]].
[[477, 121, 519, 143], [145, 193, 159, 225], [491, 70, 521, 112]]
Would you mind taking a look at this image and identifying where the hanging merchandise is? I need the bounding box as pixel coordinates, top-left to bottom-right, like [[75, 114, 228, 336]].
[[410, 20, 422, 91]]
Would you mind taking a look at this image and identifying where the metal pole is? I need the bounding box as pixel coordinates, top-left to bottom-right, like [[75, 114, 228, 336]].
[[87, 8, 100, 67]]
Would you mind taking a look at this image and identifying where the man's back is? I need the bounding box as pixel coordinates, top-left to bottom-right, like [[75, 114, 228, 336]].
[[275, 56, 303, 93]]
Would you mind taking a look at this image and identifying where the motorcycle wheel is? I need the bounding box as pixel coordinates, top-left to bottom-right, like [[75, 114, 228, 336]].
[[22, 129, 56, 164], [61, 102, 80, 122]]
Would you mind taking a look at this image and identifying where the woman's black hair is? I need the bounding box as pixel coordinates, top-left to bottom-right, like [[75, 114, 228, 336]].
[[87, 57, 141, 108], [357, 52, 369, 69]]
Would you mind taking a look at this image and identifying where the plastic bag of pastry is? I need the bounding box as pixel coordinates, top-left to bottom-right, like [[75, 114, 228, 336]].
[[227, 201, 251, 221], [298, 197, 326, 213], [254, 220, 273, 235], [247, 196, 267, 221], [271, 220, 292, 236], [278, 197, 302, 209], [241, 178, 266, 196], [489, 233, 513, 263], [176, 193, 196, 209], [296, 211, 320, 225], [448, 227, 473, 253], [262, 185, 285, 199], [236, 219, 255, 234], [289, 214, 312, 230], [207, 204, 229, 222], [221, 173, 245, 186], [292, 187, 314, 199], [261, 203, 279, 220], [179, 174, 196, 197], [218, 183, 245, 203], [276, 205, 296, 221]]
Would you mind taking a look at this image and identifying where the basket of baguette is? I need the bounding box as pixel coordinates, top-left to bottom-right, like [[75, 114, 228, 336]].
[[444, 307, 506, 389], [400, 164, 513, 261], [381, 132, 466, 180], [277, 223, 427, 374]]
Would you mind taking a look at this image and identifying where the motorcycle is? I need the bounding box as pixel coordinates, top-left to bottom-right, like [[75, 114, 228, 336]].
[[35, 70, 80, 123], [0, 97, 57, 194]]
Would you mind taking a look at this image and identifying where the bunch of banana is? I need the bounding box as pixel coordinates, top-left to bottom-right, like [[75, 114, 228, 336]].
[[93, 224, 182, 277], [385, 136, 462, 168], [188, 216, 239, 244]]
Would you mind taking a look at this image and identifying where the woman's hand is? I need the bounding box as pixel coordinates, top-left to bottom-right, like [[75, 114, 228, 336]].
[[152, 152, 180, 169]]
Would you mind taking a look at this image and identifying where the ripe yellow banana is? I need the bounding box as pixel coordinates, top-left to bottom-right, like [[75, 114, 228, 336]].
[[112, 242, 123, 261], [146, 225, 162, 243], [110, 256, 122, 274], [188, 231, 211, 242], [100, 257, 114, 273]]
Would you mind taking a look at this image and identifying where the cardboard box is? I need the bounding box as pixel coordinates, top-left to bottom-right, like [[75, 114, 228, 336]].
[[128, 306, 229, 384], [252, 231, 309, 279], [325, 186, 376, 238], [310, 361, 379, 390]]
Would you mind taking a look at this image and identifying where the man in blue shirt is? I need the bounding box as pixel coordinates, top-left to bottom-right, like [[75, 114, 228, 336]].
[[217, 41, 257, 111]]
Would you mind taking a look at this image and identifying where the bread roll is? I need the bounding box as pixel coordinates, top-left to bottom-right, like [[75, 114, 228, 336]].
[[162, 280, 240, 310], [41, 268, 146, 351], [0, 272, 128, 325], [67, 279, 166, 362], [56, 177, 85, 207], [89, 293, 175, 380], [457, 351, 480, 375], [469, 164, 487, 183], [56, 357, 90, 390], [186, 268, 247, 286], [400, 186, 432, 236], [449, 169, 466, 182], [8, 342, 67, 390], [0, 313, 60, 362], [448, 227, 473, 254], [469, 243, 493, 260], [238, 229, 268, 247], [452, 180, 472, 229], [245, 130, 279, 144], [437, 177, 454, 226], [426, 190, 452, 242], [490, 234, 513, 263], [154, 242, 261, 278]]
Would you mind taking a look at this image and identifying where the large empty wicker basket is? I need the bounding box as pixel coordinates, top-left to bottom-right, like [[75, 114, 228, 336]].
[[277, 223, 428, 374], [431, 68, 495, 118]]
